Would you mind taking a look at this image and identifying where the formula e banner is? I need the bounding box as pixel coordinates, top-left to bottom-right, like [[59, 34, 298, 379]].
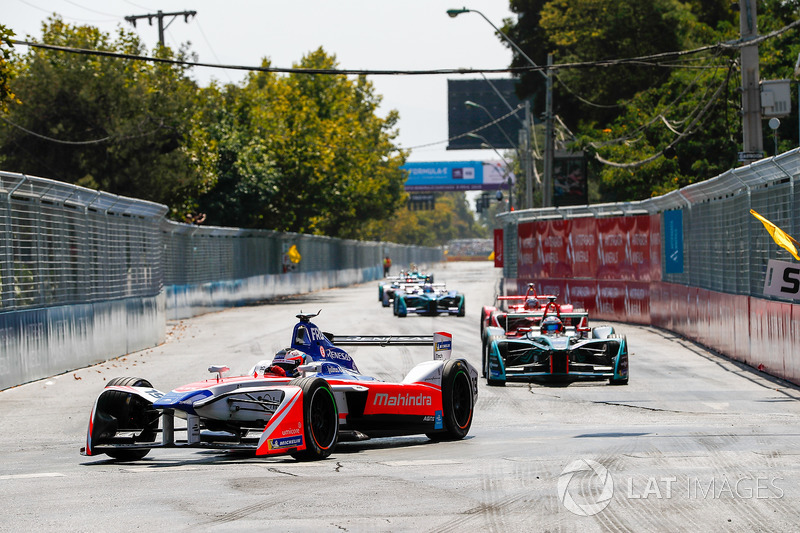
[[403, 161, 515, 191], [763, 259, 800, 300]]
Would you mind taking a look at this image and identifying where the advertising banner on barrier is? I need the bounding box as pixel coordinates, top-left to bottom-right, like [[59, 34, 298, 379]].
[[567, 217, 598, 278], [595, 281, 628, 320], [517, 221, 536, 280], [597, 218, 631, 279], [538, 219, 571, 278], [493, 228, 504, 268], [565, 280, 597, 313], [664, 210, 684, 274], [624, 281, 650, 323], [629, 215, 653, 281], [649, 214, 662, 280]]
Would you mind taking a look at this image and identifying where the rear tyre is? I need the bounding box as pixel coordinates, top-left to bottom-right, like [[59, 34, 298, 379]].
[[457, 295, 466, 317], [289, 377, 339, 461], [427, 359, 473, 441], [96, 377, 157, 460]]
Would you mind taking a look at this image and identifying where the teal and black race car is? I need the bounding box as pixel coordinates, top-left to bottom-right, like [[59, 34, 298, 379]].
[[483, 306, 628, 386], [379, 270, 434, 307], [393, 283, 466, 318]]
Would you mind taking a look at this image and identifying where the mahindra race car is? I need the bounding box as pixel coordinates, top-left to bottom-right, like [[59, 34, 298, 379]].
[[480, 283, 574, 338], [82, 312, 477, 462], [483, 300, 628, 386], [393, 283, 466, 318]]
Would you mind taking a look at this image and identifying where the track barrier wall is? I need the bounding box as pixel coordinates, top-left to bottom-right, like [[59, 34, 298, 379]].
[[0, 171, 442, 389], [497, 148, 800, 386]]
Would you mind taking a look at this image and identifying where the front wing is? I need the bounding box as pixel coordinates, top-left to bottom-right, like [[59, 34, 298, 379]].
[[486, 334, 629, 385]]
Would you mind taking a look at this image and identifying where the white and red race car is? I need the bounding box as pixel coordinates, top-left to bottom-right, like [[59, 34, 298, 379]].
[[82, 312, 477, 461]]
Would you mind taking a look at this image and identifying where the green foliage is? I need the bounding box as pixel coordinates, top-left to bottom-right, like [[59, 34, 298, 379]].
[[0, 21, 412, 240], [192, 49, 408, 237], [505, 1, 800, 202], [0, 17, 209, 209], [0, 24, 17, 115], [367, 193, 488, 247]]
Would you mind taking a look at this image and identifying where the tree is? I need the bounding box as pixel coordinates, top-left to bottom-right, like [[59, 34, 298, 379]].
[[0, 18, 211, 212], [369, 193, 488, 247], [195, 48, 408, 238], [0, 25, 16, 116]]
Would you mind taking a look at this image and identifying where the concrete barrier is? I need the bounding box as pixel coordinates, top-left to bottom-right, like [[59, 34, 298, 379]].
[[0, 294, 165, 390]]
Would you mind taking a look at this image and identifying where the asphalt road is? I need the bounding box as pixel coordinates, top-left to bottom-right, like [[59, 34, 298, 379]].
[[2, 261, 799, 532]]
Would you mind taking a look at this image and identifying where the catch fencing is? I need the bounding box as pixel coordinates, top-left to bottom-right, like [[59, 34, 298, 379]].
[[496, 148, 800, 384], [0, 170, 442, 389]]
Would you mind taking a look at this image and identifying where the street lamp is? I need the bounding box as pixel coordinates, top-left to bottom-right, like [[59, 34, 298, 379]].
[[448, 6, 554, 209]]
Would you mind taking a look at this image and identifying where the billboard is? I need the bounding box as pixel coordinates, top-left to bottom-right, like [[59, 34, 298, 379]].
[[403, 161, 515, 192], [447, 78, 524, 151], [553, 152, 588, 207]]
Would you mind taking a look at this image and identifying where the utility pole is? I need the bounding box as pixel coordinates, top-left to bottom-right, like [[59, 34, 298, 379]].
[[125, 10, 197, 47], [543, 53, 555, 207], [738, 0, 763, 162]]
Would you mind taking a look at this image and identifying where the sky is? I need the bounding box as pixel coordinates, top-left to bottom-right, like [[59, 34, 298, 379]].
[[6, 0, 519, 164]]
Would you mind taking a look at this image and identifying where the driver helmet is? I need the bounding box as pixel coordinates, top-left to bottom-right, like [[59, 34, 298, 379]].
[[423, 284, 434, 293], [524, 298, 539, 310], [540, 316, 564, 335], [270, 348, 307, 376]]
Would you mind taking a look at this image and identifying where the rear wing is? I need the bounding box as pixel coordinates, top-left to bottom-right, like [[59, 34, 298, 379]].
[[331, 332, 453, 360], [332, 335, 433, 346], [505, 311, 589, 330]]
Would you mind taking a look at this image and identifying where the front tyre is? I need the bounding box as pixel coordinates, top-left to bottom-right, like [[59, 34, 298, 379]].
[[289, 377, 339, 461], [95, 377, 157, 460], [427, 359, 474, 441]]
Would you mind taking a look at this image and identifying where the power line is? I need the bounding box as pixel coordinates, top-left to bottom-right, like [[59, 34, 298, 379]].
[[10, 39, 541, 76]]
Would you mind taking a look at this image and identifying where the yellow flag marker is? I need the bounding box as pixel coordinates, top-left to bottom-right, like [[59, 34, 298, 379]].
[[287, 244, 302, 264], [750, 209, 800, 260]]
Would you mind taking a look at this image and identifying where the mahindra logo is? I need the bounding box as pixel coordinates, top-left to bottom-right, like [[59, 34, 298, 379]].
[[374, 392, 432, 407]]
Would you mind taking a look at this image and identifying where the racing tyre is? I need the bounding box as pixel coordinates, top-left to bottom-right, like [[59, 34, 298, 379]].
[[608, 334, 629, 385], [427, 359, 474, 441], [95, 377, 157, 460], [457, 295, 466, 317], [289, 377, 339, 461]]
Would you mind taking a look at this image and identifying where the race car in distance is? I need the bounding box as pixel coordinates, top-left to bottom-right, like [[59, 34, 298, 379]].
[[394, 283, 466, 318], [480, 283, 574, 337], [82, 312, 477, 462], [483, 300, 629, 386], [378, 269, 434, 306]]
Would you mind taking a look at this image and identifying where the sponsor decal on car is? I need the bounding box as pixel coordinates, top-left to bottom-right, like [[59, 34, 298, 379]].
[[268, 435, 303, 450], [373, 392, 432, 407]]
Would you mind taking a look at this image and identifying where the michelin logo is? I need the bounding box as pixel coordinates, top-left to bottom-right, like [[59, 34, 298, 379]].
[[269, 435, 303, 450], [436, 341, 452, 351]]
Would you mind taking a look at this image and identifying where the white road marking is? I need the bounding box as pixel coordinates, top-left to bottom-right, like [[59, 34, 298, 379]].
[[0, 473, 65, 480]]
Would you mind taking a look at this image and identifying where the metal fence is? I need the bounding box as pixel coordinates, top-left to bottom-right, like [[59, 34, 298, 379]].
[[1, 171, 443, 312], [496, 147, 800, 301], [160, 222, 441, 286], [1, 172, 166, 310]]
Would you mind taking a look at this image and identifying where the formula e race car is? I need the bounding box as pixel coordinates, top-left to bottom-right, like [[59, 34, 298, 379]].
[[379, 269, 434, 306], [393, 283, 465, 318], [483, 302, 628, 386], [479, 283, 574, 338], [82, 312, 477, 462]]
